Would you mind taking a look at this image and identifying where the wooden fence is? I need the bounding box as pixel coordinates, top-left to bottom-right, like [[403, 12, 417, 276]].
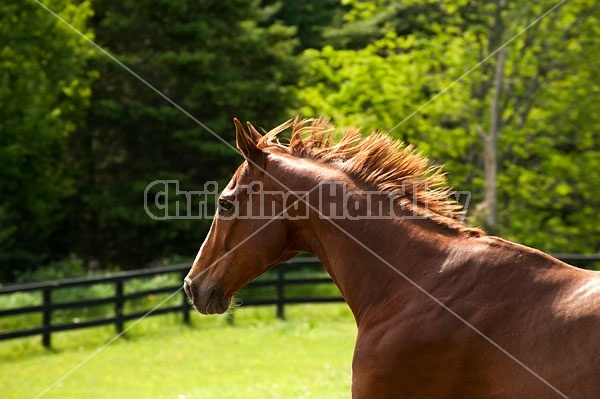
[[0, 257, 341, 347], [0, 255, 597, 348]]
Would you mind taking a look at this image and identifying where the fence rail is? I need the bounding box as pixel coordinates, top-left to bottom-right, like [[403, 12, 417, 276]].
[[1, 254, 598, 348], [0, 257, 342, 347]]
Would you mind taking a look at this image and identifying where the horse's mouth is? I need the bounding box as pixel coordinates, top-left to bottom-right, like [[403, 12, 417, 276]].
[[184, 282, 230, 315], [200, 290, 231, 314]]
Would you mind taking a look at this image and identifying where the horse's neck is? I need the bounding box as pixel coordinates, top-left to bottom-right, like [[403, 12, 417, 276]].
[[269, 156, 457, 323], [296, 211, 455, 325]]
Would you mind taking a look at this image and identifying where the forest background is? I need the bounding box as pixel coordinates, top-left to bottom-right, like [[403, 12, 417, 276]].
[[1, 0, 599, 282]]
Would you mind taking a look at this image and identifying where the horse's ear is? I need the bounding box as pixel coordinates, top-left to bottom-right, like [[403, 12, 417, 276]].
[[234, 118, 264, 164], [246, 122, 263, 143]]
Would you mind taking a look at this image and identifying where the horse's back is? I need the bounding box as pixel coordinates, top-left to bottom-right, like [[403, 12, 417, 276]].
[[465, 236, 600, 398]]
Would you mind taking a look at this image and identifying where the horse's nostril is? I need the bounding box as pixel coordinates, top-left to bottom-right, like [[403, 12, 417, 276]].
[[183, 279, 193, 301]]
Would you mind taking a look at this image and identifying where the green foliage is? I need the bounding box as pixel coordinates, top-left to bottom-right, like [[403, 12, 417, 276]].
[[0, 0, 301, 280], [0, 0, 94, 280], [14, 255, 87, 283], [1, 0, 599, 281], [297, 0, 600, 253], [263, 0, 347, 51], [67, 0, 301, 269]]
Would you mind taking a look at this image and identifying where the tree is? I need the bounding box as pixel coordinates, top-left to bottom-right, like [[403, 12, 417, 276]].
[[297, 0, 600, 253], [262, 0, 346, 51], [0, 0, 94, 280], [68, 0, 300, 269]]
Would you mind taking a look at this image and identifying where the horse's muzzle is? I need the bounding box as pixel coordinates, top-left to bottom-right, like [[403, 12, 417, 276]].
[[183, 279, 193, 302], [183, 278, 230, 315]]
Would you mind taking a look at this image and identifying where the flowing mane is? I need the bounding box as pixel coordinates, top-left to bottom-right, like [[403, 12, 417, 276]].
[[257, 117, 483, 236]]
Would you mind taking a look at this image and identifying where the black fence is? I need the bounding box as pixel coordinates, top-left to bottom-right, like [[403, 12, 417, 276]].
[[0, 254, 598, 348], [550, 254, 600, 270], [0, 257, 341, 348]]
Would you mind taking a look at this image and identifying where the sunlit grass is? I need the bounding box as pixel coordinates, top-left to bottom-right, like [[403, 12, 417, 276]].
[[0, 304, 356, 399]]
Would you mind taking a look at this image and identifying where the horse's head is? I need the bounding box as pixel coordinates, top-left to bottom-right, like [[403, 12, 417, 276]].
[[183, 119, 298, 314]]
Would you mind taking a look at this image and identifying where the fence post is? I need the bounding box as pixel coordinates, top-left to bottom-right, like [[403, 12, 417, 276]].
[[115, 280, 124, 334], [276, 267, 285, 320], [181, 270, 190, 324], [42, 287, 52, 348]]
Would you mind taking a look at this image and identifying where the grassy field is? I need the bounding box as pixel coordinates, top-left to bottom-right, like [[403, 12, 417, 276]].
[[0, 304, 356, 399]]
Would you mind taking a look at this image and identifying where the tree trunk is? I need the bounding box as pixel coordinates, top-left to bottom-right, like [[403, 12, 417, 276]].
[[481, 46, 506, 234]]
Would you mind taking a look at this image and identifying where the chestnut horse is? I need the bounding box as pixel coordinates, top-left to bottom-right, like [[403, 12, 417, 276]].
[[184, 118, 599, 398]]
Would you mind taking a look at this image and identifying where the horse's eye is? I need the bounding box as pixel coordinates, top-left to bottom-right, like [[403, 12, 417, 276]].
[[218, 199, 235, 215]]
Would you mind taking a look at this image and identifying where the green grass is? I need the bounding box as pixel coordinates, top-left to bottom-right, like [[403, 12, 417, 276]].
[[0, 304, 356, 399]]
